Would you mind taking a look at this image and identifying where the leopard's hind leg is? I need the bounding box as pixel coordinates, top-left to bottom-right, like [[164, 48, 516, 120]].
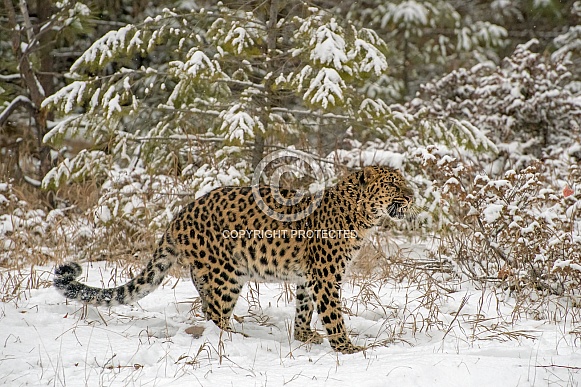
[[189, 258, 243, 331], [190, 264, 209, 317]]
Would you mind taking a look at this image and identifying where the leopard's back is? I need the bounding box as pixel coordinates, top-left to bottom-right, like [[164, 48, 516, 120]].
[[173, 186, 314, 283]]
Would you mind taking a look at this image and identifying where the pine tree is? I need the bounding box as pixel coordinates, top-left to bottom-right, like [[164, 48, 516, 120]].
[[345, 0, 508, 101], [40, 3, 400, 227]]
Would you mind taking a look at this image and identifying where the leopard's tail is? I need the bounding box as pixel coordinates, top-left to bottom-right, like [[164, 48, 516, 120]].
[[53, 233, 178, 306]]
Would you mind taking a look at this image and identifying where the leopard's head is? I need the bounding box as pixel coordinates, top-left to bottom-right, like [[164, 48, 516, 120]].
[[355, 166, 414, 221]]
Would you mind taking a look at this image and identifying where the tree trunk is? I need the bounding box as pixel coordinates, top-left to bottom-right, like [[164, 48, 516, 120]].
[[35, 0, 56, 180], [252, 0, 279, 168], [3, 0, 56, 204]]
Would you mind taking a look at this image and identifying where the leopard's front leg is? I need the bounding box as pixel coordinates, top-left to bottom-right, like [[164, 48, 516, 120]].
[[309, 276, 363, 354], [294, 283, 323, 344]]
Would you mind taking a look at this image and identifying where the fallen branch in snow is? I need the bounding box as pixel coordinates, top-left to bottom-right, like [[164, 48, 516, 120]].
[[534, 364, 581, 370]]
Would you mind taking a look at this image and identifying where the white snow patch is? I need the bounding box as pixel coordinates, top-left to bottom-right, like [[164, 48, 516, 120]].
[[482, 203, 504, 223], [333, 149, 405, 169], [1, 260, 579, 386]]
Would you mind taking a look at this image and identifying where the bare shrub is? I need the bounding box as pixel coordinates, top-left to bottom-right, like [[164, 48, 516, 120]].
[[419, 147, 581, 317]]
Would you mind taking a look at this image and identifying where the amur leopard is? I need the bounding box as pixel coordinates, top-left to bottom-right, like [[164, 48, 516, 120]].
[[54, 166, 414, 353]]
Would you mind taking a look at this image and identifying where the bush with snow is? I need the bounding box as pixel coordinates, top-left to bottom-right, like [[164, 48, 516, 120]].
[[411, 40, 581, 169], [416, 144, 581, 314]]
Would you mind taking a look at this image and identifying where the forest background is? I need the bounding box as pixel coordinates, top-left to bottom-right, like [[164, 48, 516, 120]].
[[0, 1, 580, 380]]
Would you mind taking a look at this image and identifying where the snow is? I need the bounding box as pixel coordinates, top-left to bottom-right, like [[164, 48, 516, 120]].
[[0, 73, 20, 81], [41, 81, 87, 113], [106, 94, 122, 119], [304, 68, 345, 109], [309, 19, 348, 70], [472, 22, 507, 46], [219, 104, 263, 143], [171, 50, 218, 78], [553, 259, 581, 272], [192, 164, 248, 199], [70, 24, 138, 73], [352, 39, 388, 75], [333, 149, 406, 169], [533, 0, 552, 7], [0, 95, 33, 123], [482, 203, 504, 223], [94, 204, 112, 223], [225, 27, 254, 54], [552, 26, 581, 61], [1, 257, 580, 386], [382, 1, 431, 28], [486, 179, 510, 189]]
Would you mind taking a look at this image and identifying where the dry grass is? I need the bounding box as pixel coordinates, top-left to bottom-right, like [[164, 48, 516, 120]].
[[344, 232, 460, 346], [0, 266, 53, 304], [2, 172, 580, 358], [0, 171, 162, 270]]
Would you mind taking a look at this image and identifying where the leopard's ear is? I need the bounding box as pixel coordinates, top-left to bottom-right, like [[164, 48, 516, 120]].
[[359, 166, 379, 186], [358, 171, 365, 186]]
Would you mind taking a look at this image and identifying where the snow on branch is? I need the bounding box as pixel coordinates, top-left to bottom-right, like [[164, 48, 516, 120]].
[[351, 37, 388, 75], [41, 80, 89, 113], [381, 0, 434, 28], [219, 104, 264, 144], [70, 24, 144, 74], [0, 74, 21, 81], [42, 149, 109, 190], [304, 67, 346, 109], [170, 50, 222, 79], [0, 95, 34, 127], [450, 119, 498, 153], [208, 13, 265, 55], [552, 25, 581, 61], [287, 14, 389, 108], [166, 49, 229, 108], [42, 115, 81, 145], [308, 19, 349, 71]]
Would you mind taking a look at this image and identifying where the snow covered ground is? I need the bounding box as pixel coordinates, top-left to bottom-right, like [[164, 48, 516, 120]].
[[1, 257, 580, 387]]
